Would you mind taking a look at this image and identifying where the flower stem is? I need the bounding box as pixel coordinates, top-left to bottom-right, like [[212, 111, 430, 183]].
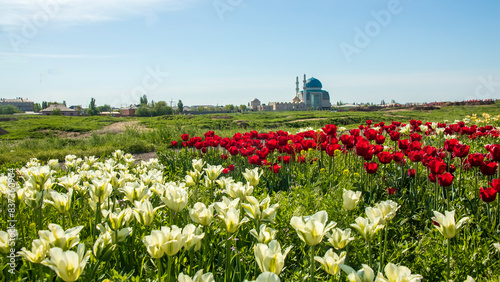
[[310, 244, 315, 282], [447, 238, 451, 282], [367, 240, 373, 267], [157, 258, 163, 281]]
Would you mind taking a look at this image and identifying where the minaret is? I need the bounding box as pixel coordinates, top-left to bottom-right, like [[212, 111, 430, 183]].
[[303, 74, 307, 104], [295, 76, 299, 95]]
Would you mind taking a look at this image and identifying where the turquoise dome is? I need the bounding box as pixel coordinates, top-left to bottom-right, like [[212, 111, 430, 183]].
[[305, 77, 322, 88]]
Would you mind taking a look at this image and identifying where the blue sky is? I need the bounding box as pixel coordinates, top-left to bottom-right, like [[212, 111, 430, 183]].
[[1, 0, 500, 108]]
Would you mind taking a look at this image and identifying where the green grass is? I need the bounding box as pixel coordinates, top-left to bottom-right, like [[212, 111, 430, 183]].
[[0, 104, 499, 166]]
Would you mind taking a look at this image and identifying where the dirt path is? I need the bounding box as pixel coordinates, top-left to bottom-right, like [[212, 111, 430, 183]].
[[42, 121, 151, 139]]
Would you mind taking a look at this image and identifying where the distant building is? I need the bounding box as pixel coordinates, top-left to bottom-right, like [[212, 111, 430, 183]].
[[121, 105, 137, 117], [99, 111, 121, 117], [0, 97, 35, 112], [41, 104, 78, 116], [252, 75, 331, 111]]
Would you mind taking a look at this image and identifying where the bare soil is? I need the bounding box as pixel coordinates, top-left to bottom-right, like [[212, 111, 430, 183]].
[[40, 121, 151, 139]]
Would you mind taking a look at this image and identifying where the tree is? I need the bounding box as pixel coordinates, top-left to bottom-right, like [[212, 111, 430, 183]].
[[42, 101, 48, 109], [177, 100, 184, 113], [135, 106, 151, 117], [87, 98, 99, 116], [51, 108, 62, 116], [97, 104, 111, 113], [223, 104, 235, 111], [63, 100, 67, 106], [0, 105, 21, 114], [239, 104, 247, 111], [152, 101, 172, 116], [34, 103, 41, 113], [140, 95, 148, 106]]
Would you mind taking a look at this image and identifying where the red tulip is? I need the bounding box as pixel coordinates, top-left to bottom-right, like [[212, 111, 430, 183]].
[[389, 131, 400, 141], [410, 133, 422, 142], [377, 151, 393, 164], [322, 124, 337, 136], [271, 164, 281, 173], [398, 139, 410, 150], [171, 141, 178, 147], [222, 168, 230, 174], [408, 150, 424, 162], [453, 144, 470, 158], [392, 151, 404, 163], [375, 134, 386, 145], [364, 162, 378, 174], [438, 172, 454, 187], [480, 161, 498, 176], [444, 139, 459, 153], [364, 129, 377, 141], [468, 153, 485, 167], [428, 159, 446, 175], [387, 187, 397, 195], [228, 164, 235, 171], [490, 179, 500, 192], [356, 140, 371, 157], [479, 186, 497, 202], [490, 145, 500, 161], [407, 169, 415, 178], [181, 134, 189, 141], [428, 173, 437, 183], [221, 154, 228, 160]]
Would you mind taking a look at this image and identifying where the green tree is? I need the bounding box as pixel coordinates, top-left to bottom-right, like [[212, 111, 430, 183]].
[[177, 100, 184, 113], [239, 104, 247, 111], [140, 95, 148, 106], [51, 108, 62, 116], [97, 104, 111, 113], [34, 103, 41, 112], [0, 105, 21, 114], [152, 101, 172, 116], [42, 101, 48, 109], [223, 104, 235, 111], [87, 98, 99, 116], [135, 106, 151, 117]]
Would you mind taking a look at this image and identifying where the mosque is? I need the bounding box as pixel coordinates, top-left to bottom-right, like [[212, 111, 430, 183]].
[[250, 75, 331, 111]]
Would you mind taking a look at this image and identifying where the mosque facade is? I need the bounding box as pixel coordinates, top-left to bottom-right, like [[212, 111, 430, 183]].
[[250, 75, 331, 111]]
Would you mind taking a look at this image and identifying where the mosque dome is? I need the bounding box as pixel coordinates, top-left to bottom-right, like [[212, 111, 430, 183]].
[[305, 77, 322, 88]]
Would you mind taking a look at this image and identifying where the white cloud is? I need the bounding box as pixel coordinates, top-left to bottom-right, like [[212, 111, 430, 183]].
[[0, 0, 197, 28]]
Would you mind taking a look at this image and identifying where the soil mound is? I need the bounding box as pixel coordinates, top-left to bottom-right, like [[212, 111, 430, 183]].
[[0, 127, 9, 135]]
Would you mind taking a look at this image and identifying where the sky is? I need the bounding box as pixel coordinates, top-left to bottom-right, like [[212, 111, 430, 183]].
[[1, 0, 500, 108]]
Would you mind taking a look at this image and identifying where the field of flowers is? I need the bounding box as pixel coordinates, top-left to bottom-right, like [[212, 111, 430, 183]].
[[2, 115, 500, 281]]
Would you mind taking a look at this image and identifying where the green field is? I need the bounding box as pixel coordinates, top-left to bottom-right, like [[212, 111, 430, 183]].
[[0, 104, 499, 166]]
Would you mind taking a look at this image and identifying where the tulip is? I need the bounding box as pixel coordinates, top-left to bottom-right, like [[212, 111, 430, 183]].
[[133, 199, 164, 226], [216, 177, 235, 192], [161, 184, 189, 212], [178, 269, 215, 282], [204, 164, 224, 181], [38, 224, 84, 251], [480, 186, 497, 202], [182, 224, 205, 251], [242, 168, 263, 187], [431, 210, 469, 239], [189, 202, 215, 226], [326, 228, 355, 250], [96, 223, 132, 244], [18, 239, 50, 263], [242, 196, 279, 224], [364, 162, 378, 174], [250, 224, 278, 244], [340, 264, 375, 282], [428, 159, 447, 175], [374, 200, 400, 223], [0, 231, 11, 254], [192, 159, 205, 172], [119, 181, 150, 203], [226, 182, 254, 200], [438, 172, 454, 187], [351, 216, 384, 242], [142, 230, 166, 259], [314, 249, 346, 276], [481, 161, 498, 176], [343, 189, 362, 211], [41, 243, 91, 282], [45, 190, 73, 215], [376, 263, 423, 282], [88, 179, 113, 204], [290, 210, 336, 246], [104, 207, 133, 231], [254, 240, 292, 275], [220, 207, 249, 233], [244, 272, 281, 282], [92, 231, 116, 261], [214, 196, 240, 215]]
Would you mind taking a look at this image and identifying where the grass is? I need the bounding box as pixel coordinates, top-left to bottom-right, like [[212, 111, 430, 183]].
[[0, 104, 499, 166]]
